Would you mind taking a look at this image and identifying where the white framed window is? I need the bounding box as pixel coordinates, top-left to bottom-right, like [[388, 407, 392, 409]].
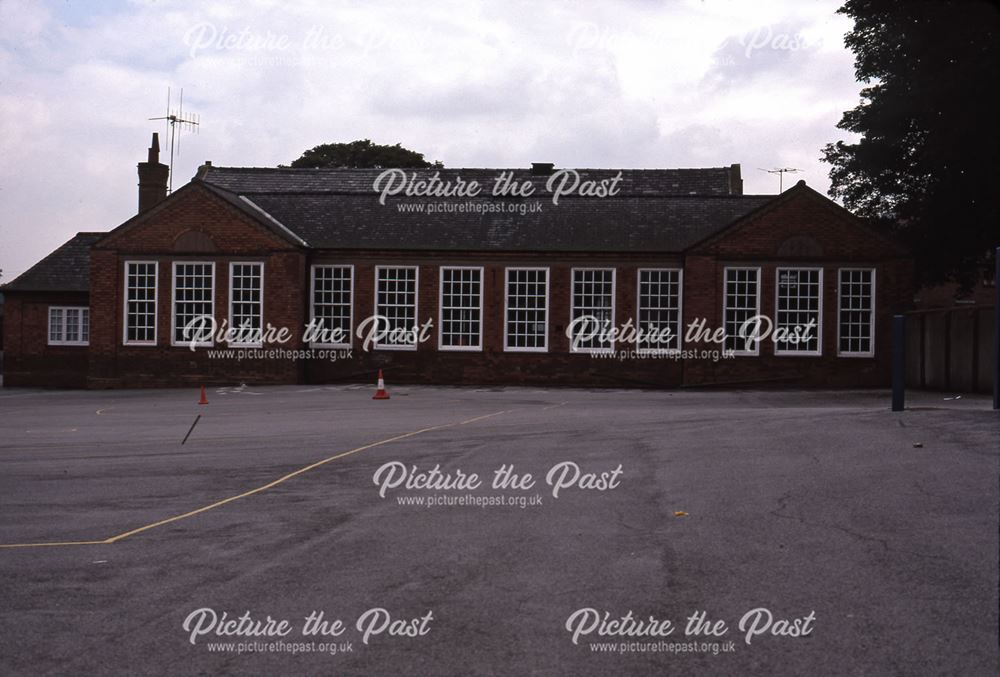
[[570, 268, 615, 353], [838, 268, 876, 357], [374, 266, 419, 350], [310, 265, 353, 348], [637, 268, 682, 354], [48, 306, 89, 346], [504, 267, 549, 352], [171, 261, 215, 347], [439, 266, 483, 351], [775, 268, 822, 356], [123, 260, 157, 345], [229, 262, 263, 347], [723, 267, 761, 356]]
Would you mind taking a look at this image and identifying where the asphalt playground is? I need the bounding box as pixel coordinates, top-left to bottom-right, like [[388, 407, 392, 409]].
[[0, 384, 996, 676]]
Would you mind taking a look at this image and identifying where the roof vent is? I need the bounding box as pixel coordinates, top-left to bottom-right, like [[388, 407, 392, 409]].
[[531, 162, 555, 175]]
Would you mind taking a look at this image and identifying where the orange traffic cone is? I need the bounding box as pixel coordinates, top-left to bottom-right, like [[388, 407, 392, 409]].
[[372, 370, 390, 400], [198, 385, 209, 405]]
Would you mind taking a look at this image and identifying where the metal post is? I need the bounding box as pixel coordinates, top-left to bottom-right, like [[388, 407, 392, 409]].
[[993, 247, 999, 410], [892, 314, 906, 412]]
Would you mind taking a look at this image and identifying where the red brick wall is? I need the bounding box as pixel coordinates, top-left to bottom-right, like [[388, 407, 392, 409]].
[[681, 187, 913, 387], [7, 182, 914, 389], [304, 252, 686, 387], [88, 184, 307, 388], [2, 291, 90, 387]]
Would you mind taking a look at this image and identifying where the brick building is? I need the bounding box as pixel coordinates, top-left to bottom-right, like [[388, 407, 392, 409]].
[[1, 136, 912, 389]]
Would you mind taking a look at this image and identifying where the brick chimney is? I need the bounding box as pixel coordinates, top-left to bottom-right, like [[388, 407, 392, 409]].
[[137, 133, 169, 214], [728, 163, 743, 195]]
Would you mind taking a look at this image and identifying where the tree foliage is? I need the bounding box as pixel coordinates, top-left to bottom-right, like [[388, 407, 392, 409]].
[[823, 0, 999, 287], [287, 139, 442, 169]]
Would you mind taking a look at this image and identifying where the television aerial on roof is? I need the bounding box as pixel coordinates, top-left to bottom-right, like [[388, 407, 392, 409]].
[[758, 167, 801, 193], [149, 87, 200, 194]]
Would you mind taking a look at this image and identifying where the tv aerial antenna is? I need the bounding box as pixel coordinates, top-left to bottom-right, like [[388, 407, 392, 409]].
[[149, 87, 200, 193], [758, 167, 801, 193]]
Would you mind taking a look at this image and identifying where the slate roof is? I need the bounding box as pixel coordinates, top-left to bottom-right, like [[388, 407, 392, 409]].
[[2, 232, 104, 293], [2, 167, 779, 293], [198, 165, 774, 253], [200, 166, 743, 197], [242, 193, 773, 252]]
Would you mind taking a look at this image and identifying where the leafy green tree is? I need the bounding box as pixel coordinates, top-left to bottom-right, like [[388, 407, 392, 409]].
[[822, 0, 999, 287], [287, 139, 442, 169]]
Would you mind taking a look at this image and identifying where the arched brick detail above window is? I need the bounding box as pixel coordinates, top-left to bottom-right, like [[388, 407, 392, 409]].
[[776, 235, 824, 258], [173, 229, 217, 253]]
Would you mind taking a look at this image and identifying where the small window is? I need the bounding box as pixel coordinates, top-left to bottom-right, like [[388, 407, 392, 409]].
[[123, 261, 157, 345], [311, 265, 353, 348], [172, 262, 215, 346], [49, 306, 89, 346], [723, 267, 761, 356], [374, 266, 419, 350], [440, 267, 483, 351], [637, 269, 682, 353], [838, 268, 875, 356], [229, 262, 263, 347], [570, 268, 615, 352], [504, 267, 549, 352], [775, 268, 822, 355]]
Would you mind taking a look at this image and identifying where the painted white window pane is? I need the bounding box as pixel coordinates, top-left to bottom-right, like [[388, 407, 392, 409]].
[[724, 268, 760, 354], [375, 267, 418, 348], [570, 269, 614, 351], [776, 269, 821, 353], [441, 268, 482, 349], [505, 268, 548, 350], [638, 269, 681, 352], [125, 262, 157, 343]]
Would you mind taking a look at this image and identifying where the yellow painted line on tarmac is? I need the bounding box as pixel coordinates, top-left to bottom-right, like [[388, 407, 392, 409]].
[[0, 539, 110, 549], [0, 409, 511, 550]]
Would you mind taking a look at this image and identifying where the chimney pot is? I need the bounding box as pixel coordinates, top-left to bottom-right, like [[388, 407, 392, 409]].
[[147, 132, 160, 163], [138, 132, 169, 214]]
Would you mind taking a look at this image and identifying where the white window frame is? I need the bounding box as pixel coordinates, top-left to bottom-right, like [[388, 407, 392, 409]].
[[438, 266, 484, 352], [569, 267, 616, 354], [122, 260, 158, 346], [774, 267, 823, 357], [309, 264, 354, 349], [723, 266, 762, 357], [171, 261, 216, 348], [837, 267, 876, 358], [48, 306, 89, 346], [228, 261, 264, 348], [636, 268, 683, 355], [503, 267, 549, 353], [373, 265, 420, 351]]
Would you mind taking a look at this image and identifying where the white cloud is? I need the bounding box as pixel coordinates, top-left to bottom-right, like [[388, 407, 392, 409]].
[[0, 0, 863, 281]]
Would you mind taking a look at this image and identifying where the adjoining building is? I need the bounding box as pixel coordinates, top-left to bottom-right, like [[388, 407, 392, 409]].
[[1, 136, 912, 389]]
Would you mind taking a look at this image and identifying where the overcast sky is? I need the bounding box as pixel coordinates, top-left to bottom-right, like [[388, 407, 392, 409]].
[[0, 0, 861, 281]]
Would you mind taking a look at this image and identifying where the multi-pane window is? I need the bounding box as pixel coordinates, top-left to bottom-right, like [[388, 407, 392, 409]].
[[440, 267, 483, 350], [505, 268, 548, 352], [775, 268, 822, 355], [838, 268, 875, 356], [375, 266, 418, 349], [229, 262, 263, 347], [48, 307, 89, 345], [637, 269, 682, 353], [124, 261, 157, 345], [570, 268, 615, 352], [172, 262, 215, 346], [723, 267, 761, 355], [311, 265, 353, 347]]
